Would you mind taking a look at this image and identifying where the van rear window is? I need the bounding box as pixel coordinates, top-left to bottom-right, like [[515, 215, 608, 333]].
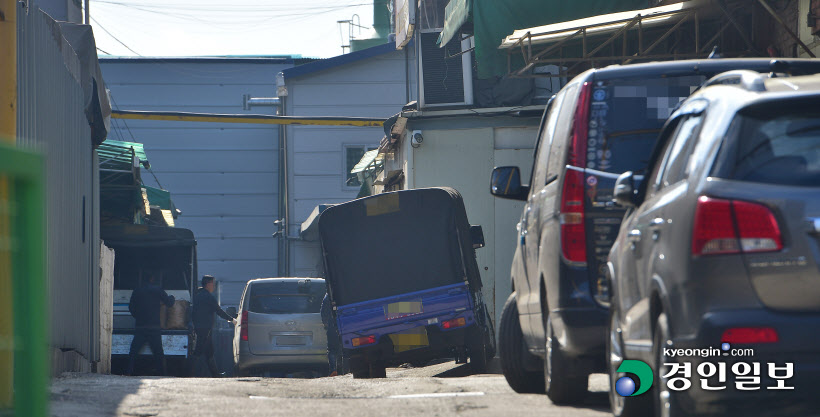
[[248, 281, 325, 314], [712, 104, 820, 187], [589, 76, 705, 173]]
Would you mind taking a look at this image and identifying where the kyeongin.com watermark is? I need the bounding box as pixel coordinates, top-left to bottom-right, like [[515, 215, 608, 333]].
[[614, 344, 794, 396], [663, 342, 754, 358]]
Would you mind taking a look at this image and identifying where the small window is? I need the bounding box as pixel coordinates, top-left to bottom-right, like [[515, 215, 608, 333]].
[[344, 145, 377, 188], [248, 281, 326, 314], [660, 114, 703, 188]]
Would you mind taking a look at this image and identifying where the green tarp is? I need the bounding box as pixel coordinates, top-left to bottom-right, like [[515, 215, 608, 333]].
[[438, 0, 470, 47], [144, 186, 172, 210], [456, 0, 650, 78], [98, 139, 148, 171]]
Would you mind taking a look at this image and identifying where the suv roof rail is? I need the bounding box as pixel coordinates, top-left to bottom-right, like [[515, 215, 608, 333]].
[[702, 70, 767, 92]]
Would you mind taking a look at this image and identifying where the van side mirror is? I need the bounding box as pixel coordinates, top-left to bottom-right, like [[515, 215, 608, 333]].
[[470, 225, 485, 249], [613, 171, 637, 207], [490, 166, 529, 201], [226, 307, 237, 318]]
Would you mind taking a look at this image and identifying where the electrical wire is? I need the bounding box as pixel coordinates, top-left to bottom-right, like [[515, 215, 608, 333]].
[[96, 47, 111, 55], [90, 15, 142, 56]]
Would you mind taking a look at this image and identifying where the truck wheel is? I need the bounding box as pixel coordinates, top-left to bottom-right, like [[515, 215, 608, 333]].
[[499, 292, 545, 393], [350, 356, 369, 379], [544, 314, 588, 405], [369, 361, 387, 378], [469, 341, 488, 374]]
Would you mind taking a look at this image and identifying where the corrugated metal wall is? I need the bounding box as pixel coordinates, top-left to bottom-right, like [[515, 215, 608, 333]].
[[284, 49, 411, 278], [100, 59, 293, 309], [16, 7, 100, 373]]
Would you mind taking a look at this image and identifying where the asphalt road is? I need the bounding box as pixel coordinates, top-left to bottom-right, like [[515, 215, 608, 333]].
[[50, 361, 612, 417]]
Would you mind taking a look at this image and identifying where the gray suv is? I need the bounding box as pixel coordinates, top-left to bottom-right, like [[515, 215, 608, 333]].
[[233, 278, 328, 376], [607, 71, 820, 416], [489, 58, 820, 405]]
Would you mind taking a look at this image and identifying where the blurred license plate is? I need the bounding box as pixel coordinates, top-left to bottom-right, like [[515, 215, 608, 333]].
[[385, 300, 423, 320], [276, 336, 307, 346]]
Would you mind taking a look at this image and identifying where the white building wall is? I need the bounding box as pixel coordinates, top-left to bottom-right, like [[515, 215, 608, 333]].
[[283, 49, 411, 278], [101, 58, 294, 308]]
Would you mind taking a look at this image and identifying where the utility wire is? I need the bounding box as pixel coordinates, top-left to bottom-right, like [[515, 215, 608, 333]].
[[90, 15, 142, 56], [96, 47, 111, 55]]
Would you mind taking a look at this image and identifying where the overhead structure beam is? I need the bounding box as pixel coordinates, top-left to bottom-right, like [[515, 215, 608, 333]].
[[757, 0, 816, 58], [112, 110, 385, 127]]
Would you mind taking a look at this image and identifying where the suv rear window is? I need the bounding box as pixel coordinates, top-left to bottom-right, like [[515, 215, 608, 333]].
[[248, 280, 325, 314], [712, 104, 820, 187], [589, 75, 705, 173]]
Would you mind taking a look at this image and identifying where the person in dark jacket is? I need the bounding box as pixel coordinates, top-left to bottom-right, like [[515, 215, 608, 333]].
[[320, 293, 341, 376], [127, 271, 175, 376], [192, 275, 235, 377]]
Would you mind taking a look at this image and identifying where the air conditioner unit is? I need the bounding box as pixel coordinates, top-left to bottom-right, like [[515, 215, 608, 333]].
[[418, 30, 474, 108]]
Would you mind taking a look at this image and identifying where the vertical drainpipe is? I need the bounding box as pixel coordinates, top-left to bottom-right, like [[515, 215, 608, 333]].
[[276, 71, 290, 277], [0, 0, 17, 409]]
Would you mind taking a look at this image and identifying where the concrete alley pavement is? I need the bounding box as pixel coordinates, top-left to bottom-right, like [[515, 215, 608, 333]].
[[50, 362, 611, 417]]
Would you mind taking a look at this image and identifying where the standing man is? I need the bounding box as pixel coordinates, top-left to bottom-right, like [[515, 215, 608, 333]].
[[192, 275, 236, 377], [320, 293, 341, 376], [127, 271, 175, 376]]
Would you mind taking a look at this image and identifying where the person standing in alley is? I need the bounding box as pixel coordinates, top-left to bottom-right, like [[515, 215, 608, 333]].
[[127, 271, 175, 376], [192, 275, 236, 377]]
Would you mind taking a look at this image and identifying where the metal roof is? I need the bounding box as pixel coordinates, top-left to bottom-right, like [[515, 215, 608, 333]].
[[281, 41, 398, 80], [499, 0, 708, 49]]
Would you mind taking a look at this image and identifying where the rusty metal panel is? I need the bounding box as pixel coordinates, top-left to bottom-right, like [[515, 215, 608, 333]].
[[16, 8, 99, 373]]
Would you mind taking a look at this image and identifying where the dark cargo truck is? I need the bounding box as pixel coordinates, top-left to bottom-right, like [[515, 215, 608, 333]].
[[318, 187, 495, 378], [103, 224, 197, 375]]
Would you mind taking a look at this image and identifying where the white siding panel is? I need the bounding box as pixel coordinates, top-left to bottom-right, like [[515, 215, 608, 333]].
[[200, 261, 278, 282], [197, 237, 277, 261], [108, 128, 277, 150], [154, 172, 276, 195], [178, 217, 275, 238], [289, 127, 382, 153], [149, 150, 278, 173], [172, 194, 277, 217], [100, 61, 287, 85], [290, 83, 406, 107], [292, 152, 341, 176], [109, 84, 278, 107]]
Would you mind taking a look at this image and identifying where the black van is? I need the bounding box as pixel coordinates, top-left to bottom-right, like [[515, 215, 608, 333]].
[[489, 59, 820, 403]]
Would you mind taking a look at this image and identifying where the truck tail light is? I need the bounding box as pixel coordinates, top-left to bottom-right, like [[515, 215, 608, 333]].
[[351, 335, 376, 347], [240, 310, 249, 341], [441, 317, 466, 330], [721, 327, 779, 344], [692, 197, 782, 256]]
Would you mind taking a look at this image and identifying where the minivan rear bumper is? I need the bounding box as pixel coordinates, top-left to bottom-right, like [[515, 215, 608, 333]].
[[669, 308, 820, 415], [235, 350, 328, 372]]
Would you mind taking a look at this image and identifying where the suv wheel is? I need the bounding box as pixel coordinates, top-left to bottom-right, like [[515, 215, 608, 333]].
[[608, 307, 650, 417], [654, 313, 684, 417], [544, 314, 588, 404], [498, 292, 544, 393]]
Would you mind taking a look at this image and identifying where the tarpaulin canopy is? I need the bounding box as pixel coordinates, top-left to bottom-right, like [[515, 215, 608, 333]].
[[318, 187, 482, 306], [98, 140, 148, 173], [47, 17, 112, 147], [101, 224, 196, 248], [437, 0, 470, 46], [438, 0, 649, 78]]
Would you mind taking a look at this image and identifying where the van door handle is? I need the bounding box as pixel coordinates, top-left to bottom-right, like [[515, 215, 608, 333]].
[[809, 217, 820, 234], [628, 229, 641, 243]]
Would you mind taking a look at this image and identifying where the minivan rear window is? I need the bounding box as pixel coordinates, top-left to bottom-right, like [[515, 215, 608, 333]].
[[248, 280, 325, 314], [712, 105, 820, 186], [589, 75, 705, 173]]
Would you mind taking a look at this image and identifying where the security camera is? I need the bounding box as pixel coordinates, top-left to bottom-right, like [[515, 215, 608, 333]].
[[411, 130, 423, 148]]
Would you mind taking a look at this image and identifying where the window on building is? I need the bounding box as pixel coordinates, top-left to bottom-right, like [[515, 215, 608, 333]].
[[344, 145, 378, 188]]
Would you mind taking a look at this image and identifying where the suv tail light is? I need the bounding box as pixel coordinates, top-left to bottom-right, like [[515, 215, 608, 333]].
[[240, 310, 249, 341], [692, 196, 783, 256], [560, 82, 591, 264], [721, 327, 779, 344]]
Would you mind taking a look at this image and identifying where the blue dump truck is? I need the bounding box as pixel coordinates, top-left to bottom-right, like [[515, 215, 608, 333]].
[[318, 187, 495, 378]]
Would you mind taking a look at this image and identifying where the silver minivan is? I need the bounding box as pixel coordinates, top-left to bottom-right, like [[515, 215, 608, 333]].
[[232, 278, 328, 376]]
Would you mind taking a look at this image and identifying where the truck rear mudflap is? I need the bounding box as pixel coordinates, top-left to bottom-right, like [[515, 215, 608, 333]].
[[337, 282, 479, 361]]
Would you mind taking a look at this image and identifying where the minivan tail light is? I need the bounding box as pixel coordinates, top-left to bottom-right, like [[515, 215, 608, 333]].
[[721, 327, 779, 344], [560, 81, 591, 264], [240, 310, 249, 341], [692, 197, 782, 256]]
